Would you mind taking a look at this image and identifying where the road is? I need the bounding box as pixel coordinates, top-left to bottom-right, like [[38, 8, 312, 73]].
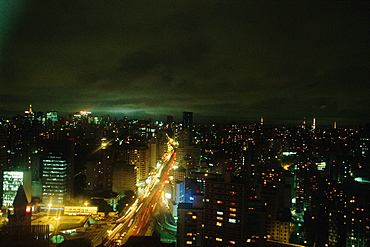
[[103, 145, 176, 246]]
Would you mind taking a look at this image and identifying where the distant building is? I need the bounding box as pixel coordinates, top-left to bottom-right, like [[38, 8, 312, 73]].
[[46, 110, 58, 123], [182, 112, 193, 131], [0, 126, 6, 170], [176, 144, 201, 175]]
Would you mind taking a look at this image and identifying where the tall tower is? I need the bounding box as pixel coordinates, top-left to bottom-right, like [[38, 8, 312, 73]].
[[311, 118, 316, 130], [24, 104, 35, 121], [182, 112, 193, 131], [302, 117, 306, 129], [29, 104, 33, 114], [181, 112, 194, 146], [0, 126, 6, 170]]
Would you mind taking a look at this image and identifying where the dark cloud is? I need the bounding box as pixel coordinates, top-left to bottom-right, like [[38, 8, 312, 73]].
[[0, 0, 369, 125]]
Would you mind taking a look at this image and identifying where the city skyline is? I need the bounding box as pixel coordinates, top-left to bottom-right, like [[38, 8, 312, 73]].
[[0, 106, 366, 128], [1, 1, 369, 125], [0, 100, 369, 246]]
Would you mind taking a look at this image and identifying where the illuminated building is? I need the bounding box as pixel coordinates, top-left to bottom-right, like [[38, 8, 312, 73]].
[[46, 110, 58, 123], [0, 183, 49, 247], [176, 144, 201, 175], [177, 198, 204, 247], [2, 170, 31, 208], [42, 154, 69, 205], [39, 140, 74, 205], [259, 182, 292, 243], [311, 118, 316, 130], [138, 123, 157, 139], [302, 117, 306, 129], [24, 104, 34, 121], [324, 179, 370, 247], [125, 145, 149, 184], [73, 110, 92, 123], [203, 171, 267, 247], [86, 144, 148, 195], [111, 144, 148, 192]]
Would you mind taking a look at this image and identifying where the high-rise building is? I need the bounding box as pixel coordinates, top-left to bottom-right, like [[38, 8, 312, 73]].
[[24, 104, 34, 121], [0, 126, 6, 170], [182, 112, 193, 131], [46, 110, 58, 123], [41, 154, 69, 206], [39, 140, 74, 205], [324, 179, 370, 247], [177, 197, 204, 247], [167, 115, 174, 129], [311, 118, 316, 130], [203, 171, 267, 247], [86, 143, 149, 195], [2, 170, 31, 208]]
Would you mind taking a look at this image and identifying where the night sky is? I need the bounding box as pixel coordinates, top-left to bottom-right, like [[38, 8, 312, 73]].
[[1, 1, 369, 125]]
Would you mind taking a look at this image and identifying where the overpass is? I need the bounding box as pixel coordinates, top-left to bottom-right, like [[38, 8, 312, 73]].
[[103, 143, 176, 246]]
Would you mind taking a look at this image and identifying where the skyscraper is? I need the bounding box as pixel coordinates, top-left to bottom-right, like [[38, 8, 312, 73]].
[[0, 126, 6, 170], [2, 170, 31, 208], [203, 171, 267, 246], [41, 154, 69, 206], [39, 140, 74, 205], [46, 110, 58, 123], [182, 112, 193, 131]]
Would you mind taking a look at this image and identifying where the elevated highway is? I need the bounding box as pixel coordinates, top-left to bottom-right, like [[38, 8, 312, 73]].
[[103, 145, 176, 246]]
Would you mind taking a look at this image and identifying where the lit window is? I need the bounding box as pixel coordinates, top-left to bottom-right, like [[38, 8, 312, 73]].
[[192, 216, 197, 219], [187, 233, 192, 236], [186, 241, 192, 244], [216, 222, 222, 226], [229, 240, 236, 244], [230, 202, 236, 206], [229, 218, 236, 223], [217, 211, 223, 215], [217, 217, 223, 220], [230, 213, 236, 217], [230, 208, 236, 212], [217, 200, 223, 204], [216, 238, 222, 242], [187, 212, 193, 215]]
